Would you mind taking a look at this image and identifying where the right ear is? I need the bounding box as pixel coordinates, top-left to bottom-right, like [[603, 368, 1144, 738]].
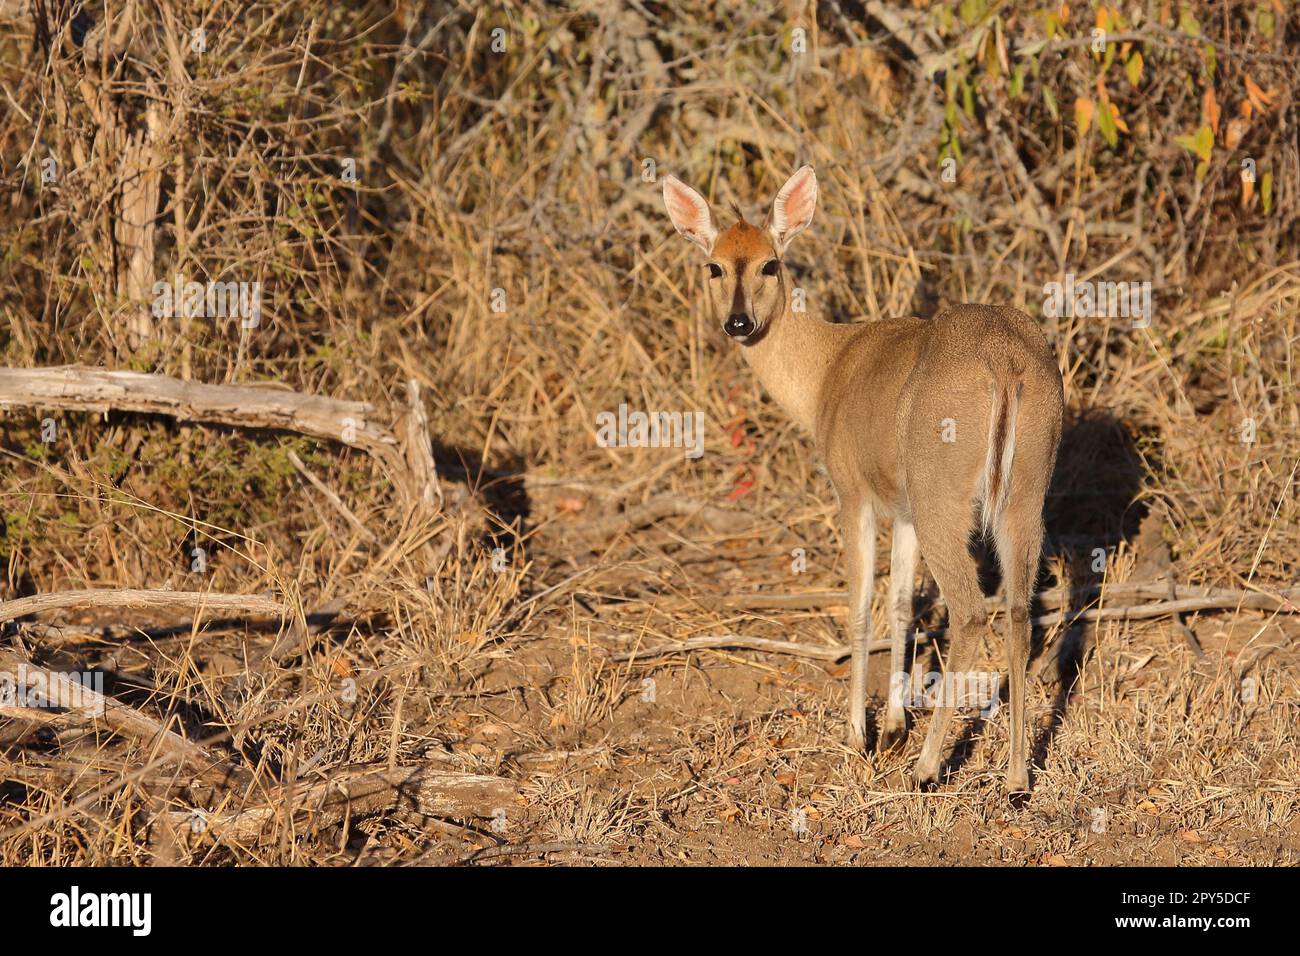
[[662, 175, 718, 254]]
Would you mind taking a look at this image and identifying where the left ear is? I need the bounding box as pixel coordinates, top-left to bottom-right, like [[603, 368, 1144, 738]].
[[768, 165, 817, 255]]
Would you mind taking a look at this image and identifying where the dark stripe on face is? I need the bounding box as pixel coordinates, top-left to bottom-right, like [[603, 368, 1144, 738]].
[[730, 258, 748, 316]]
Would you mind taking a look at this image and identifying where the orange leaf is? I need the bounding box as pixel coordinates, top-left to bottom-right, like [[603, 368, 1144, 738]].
[[1244, 75, 1274, 112], [726, 467, 755, 500], [1074, 97, 1095, 135], [1203, 87, 1220, 133]]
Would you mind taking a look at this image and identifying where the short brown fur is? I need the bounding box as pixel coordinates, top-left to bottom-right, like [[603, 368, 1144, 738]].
[[663, 166, 1064, 793]]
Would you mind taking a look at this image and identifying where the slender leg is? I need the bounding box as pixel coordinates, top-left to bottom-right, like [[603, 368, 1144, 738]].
[[911, 509, 987, 786], [996, 511, 1043, 795], [880, 519, 918, 750], [845, 501, 876, 752]]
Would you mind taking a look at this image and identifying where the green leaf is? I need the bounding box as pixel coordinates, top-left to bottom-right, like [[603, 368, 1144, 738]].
[[1203, 43, 1216, 79], [959, 0, 986, 27], [1257, 3, 1275, 38], [1178, 4, 1201, 36], [1096, 104, 1119, 148], [1125, 50, 1144, 87], [1010, 63, 1026, 98], [1261, 170, 1274, 214], [1042, 86, 1058, 122], [1174, 124, 1214, 162]]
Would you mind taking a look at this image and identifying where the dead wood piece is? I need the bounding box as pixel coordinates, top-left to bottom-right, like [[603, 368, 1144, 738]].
[[165, 766, 520, 844], [0, 588, 287, 626], [459, 841, 611, 864], [0, 365, 395, 455], [0, 646, 237, 783], [724, 583, 1300, 614], [614, 587, 1300, 671], [611, 635, 845, 663]]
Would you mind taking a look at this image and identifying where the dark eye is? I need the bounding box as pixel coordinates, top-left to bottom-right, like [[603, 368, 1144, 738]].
[[707, 263, 723, 279], [761, 259, 780, 276]]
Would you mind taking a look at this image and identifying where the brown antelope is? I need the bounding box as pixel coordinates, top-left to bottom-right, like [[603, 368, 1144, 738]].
[[662, 166, 1063, 793]]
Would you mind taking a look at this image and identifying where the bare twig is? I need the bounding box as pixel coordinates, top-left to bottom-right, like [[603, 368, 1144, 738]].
[[287, 450, 376, 542]]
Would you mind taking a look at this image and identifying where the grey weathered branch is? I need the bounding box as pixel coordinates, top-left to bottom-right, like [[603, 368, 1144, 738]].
[[162, 765, 520, 844], [722, 582, 1300, 614], [0, 365, 442, 520], [0, 365, 394, 454], [618, 586, 1300, 665], [0, 588, 287, 626], [0, 644, 239, 782]]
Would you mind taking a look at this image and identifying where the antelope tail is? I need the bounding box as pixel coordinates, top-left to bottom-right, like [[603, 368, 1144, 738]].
[[980, 380, 1023, 536]]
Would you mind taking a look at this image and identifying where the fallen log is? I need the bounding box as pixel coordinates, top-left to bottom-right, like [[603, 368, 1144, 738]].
[[0, 365, 439, 519], [0, 365, 395, 455], [0, 588, 288, 626], [162, 765, 521, 844]]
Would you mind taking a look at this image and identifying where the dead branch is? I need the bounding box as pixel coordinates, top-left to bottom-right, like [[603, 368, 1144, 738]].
[[0, 365, 397, 456], [162, 765, 520, 845], [0, 645, 239, 783], [616, 587, 1300, 665], [723, 582, 1300, 614], [0, 588, 288, 626]]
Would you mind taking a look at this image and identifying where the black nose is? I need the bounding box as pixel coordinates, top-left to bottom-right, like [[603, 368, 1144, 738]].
[[725, 313, 755, 338]]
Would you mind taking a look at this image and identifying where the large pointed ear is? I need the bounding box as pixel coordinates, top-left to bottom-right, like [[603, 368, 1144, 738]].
[[768, 165, 817, 254], [662, 175, 718, 254]]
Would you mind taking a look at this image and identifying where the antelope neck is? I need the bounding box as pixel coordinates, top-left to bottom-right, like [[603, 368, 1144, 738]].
[[739, 303, 845, 433]]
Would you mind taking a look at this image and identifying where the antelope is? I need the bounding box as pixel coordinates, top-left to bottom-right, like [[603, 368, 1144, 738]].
[[662, 166, 1064, 793]]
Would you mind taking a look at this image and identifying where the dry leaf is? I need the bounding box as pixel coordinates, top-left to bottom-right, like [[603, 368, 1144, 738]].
[[1224, 116, 1250, 150], [1244, 76, 1274, 112], [1074, 97, 1095, 135], [774, 771, 796, 786], [1203, 87, 1220, 133]]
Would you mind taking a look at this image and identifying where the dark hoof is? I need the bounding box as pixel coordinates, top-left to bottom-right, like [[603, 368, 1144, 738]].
[[877, 724, 908, 754]]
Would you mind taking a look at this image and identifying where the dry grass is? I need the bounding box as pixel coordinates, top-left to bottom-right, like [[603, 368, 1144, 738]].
[[0, 0, 1297, 865]]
